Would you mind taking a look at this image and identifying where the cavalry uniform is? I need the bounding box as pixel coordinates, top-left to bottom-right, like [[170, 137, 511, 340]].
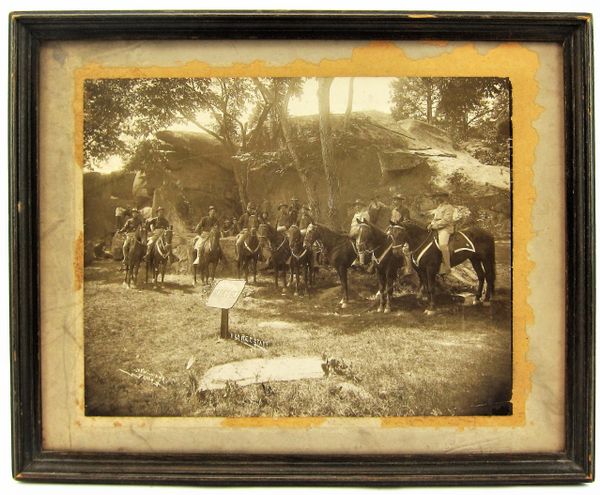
[[289, 198, 301, 226], [236, 203, 261, 259], [429, 193, 456, 274], [118, 211, 143, 262], [349, 200, 370, 265], [390, 193, 410, 225], [298, 208, 314, 235], [275, 204, 291, 233], [144, 209, 170, 260], [193, 208, 219, 264]]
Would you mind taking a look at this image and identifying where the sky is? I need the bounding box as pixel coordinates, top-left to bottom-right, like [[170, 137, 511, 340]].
[[93, 77, 396, 173]]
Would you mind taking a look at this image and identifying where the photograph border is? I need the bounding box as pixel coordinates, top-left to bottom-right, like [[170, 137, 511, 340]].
[[9, 11, 594, 485]]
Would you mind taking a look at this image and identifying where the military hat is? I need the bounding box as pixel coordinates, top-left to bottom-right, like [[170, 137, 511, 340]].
[[208, 205, 216, 211], [353, 199, 366, 207], [392, 193, 405, 200], [223, 218, 232, 225], [131, 207, 139, 213], [290, 197, 300, 202], [302, 204, 311, 211], [278, 202, 288, 210], [156, 206, 165, 211]]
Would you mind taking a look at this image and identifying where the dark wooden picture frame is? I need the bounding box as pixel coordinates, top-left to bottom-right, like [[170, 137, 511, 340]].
[[9, 11, 594, 485]]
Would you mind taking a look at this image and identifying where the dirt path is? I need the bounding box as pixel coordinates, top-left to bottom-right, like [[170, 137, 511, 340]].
[[84, 258, 512, 417]]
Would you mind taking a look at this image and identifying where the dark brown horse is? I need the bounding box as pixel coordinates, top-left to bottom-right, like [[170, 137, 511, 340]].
[[257, 223, 290, 290], [122, 225, 146, 289], [356, 222, 405, 313], [146, 227, 173, 287], [237, 227, 260, 283], [303, 223, 357, 308], [287, 225, 313, 297], [395, 221, 496, 313], [193, 226, 223, 286]]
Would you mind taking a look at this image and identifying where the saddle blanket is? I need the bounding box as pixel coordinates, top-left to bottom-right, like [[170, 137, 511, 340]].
[[414, 231, 476, 267], [434, 231, 476, 254]]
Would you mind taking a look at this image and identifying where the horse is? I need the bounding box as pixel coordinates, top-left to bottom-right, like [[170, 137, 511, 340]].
[[146, 227, 173, 287], [395, 221, 496, 313], [122, 225, 146, 289], [257, 223, 290, 290], [286, 225, 313, 296], [193, 226, 223, 286], [355, 222, 405, 313], [237, 227, 260, 283], [303, 223, 357, 308]]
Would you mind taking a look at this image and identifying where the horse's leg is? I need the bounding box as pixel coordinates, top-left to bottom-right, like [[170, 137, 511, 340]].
[[294, 263, 300, 296], [193, 264, 197, 287], [424, 265, 437, 314], [282, 264, 288, 292], [337, 265, 349, 308], [385, 264, 394, 313], [145, 258, 149, 285], [274, 263, 279, 289], [481, 250, 495, 304], [161, 260, 166, 284], [470, 257, 486, 303], [376, 268, 385, 313], [252, 256, 257, 284]]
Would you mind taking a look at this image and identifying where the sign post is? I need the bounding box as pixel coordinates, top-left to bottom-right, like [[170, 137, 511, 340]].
[[206, 279, 246, 339], [220, 309, 229, 339]]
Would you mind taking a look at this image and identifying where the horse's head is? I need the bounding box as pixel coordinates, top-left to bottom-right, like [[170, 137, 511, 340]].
[[164, 226, 174, 244], [136, 224, 147, 243], [286, 224, 302, 246], [303, 223, 318, 248], [387, 222, 409, 246], [355, 221, 375, 254]]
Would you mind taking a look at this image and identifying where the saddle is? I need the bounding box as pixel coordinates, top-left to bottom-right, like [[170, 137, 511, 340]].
[[433, 230, 476, 254]]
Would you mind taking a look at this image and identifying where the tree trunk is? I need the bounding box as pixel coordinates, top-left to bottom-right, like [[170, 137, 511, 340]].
[[318, 77, 342, 230], [343, 77, 354, 130], [425, 82, 433, 124], [277, 100, 321, 221]]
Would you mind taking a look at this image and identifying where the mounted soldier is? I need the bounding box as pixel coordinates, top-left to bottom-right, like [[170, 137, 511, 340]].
[[289, 197, 301, 226], [296, 204, 313, 235], [236, 202, 261, 260], [143, 206, 170, 262], [349, 199, 370, 265], [275, 203, 291, 232], [390, 193, 411, 224], [221, 218, 236, 237], [427, 191, 456, 275], [118, 207, 143, 266], [193, 206, 219, 265]]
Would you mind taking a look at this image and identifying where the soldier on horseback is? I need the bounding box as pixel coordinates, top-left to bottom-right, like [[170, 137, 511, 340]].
[[236, 202, 261, 260], [428, 191, 456, 275], [143, 206, 169, 261], [298, 204, 314, 235], [275, 203, 291, 232], [390, 193, 411, 223], [289, 197, 301, 226], [349, 199, 370, 266], [118, 207, 143, 266], [193, 206, 219, 265]]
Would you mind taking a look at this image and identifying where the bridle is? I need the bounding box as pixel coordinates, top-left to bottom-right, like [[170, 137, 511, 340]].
[[259, 224, 288, 254], [355, 222, 376, 258], [155, 229, 172, 260]]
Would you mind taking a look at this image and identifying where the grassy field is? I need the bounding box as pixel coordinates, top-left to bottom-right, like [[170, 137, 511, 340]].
[[84, 257, 512, 417]]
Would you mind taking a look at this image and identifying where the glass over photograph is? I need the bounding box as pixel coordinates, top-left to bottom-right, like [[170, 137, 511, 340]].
[[83, 76, 512, 417]]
